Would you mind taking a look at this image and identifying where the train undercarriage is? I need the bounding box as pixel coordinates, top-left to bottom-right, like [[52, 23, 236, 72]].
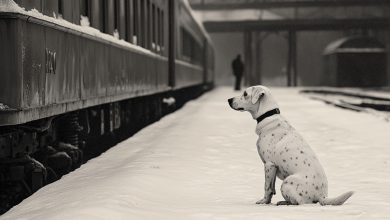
[[0, 84, 212, 214]]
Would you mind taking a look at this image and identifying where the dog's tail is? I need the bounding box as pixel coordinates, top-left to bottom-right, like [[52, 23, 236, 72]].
[[319, 191, 354, 206]]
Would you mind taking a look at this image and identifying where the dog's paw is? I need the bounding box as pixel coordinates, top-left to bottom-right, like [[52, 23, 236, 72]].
[[276, 201, 291, 206], [256, 197, 271, 204]]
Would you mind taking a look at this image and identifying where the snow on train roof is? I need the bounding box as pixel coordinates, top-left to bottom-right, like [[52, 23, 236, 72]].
[[182, 0, 213, 44], [0, 0, 214, 53], [0, 0, 155, 56]]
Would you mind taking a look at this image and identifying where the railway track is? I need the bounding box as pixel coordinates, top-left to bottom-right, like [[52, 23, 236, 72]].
[[300, 88, 390, 122]]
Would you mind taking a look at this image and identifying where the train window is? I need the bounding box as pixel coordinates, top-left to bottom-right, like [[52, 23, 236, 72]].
[[58, 0, 63, 17], [156, 7, 162, 54], [182, 29, 191, 62], [114, 0, 118, 33], [140, 0, 145, 47], [90, 0, 104, 32], [133, 0, 139, 45], [85, 0, 104, 32], [59, 0, 74, 23], [80, 0, 89, 18], [116, 0, 126, 40], [125, 0, 134, 43], [146, 0, 151, 50], [156, 8, 160, 52], [43, 0, 59, 17], [181, 28, 202, 65], [14, 0, 42, 11], [105, 0, 115, 35], [152, 4, 156, 51], [154, 6, 161, 54], [159, 10, 164, 52]]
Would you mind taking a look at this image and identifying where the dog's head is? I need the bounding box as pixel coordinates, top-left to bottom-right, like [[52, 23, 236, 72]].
[[228, 86, 279, 119]]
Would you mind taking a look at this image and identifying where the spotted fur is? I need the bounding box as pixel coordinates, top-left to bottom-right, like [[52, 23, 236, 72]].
[[228, 86, 354, 205]]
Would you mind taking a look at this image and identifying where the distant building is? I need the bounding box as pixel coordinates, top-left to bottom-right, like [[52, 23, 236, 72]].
[[323, 36, 387, 87]]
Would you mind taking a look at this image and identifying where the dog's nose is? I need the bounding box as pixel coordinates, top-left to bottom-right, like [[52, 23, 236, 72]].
[[228, 98, 233, 105]]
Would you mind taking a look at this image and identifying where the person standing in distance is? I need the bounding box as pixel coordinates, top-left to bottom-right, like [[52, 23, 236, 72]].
[[232, 54, 244, 91]]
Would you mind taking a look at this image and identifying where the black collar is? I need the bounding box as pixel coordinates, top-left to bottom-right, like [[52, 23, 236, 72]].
[[256, 108, 280, 124]]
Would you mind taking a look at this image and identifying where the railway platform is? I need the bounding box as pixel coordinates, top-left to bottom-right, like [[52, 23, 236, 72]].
[[1, 87, 390, 220]]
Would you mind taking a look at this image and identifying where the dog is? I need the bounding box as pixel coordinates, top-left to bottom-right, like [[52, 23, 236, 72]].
[[228, 85, 353, 205]]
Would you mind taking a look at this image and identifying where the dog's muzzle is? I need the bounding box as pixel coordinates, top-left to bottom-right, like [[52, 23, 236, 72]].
[[228, 98, 243, 111]]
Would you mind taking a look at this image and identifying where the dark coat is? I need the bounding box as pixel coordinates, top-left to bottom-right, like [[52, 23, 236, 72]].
[[232, 57, 244, 76]]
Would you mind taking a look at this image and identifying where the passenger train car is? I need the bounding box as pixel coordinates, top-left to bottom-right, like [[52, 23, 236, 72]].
[[0, 0, 214, 213]]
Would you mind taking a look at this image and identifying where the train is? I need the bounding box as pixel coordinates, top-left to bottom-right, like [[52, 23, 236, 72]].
[[0, 0, 214, 213]]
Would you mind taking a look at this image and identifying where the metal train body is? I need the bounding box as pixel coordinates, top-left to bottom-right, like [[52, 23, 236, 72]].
[[0, 0, 214, 212]]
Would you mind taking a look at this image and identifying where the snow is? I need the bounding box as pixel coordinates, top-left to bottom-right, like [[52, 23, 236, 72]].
[[0, 0, 155, 56], [0, 103, 10, 110], [0, 0, 19, 12], [2, 87, 390, 219], [323, 37, 385, 55], [162, 97, 176, 106], [80, 15, 90, 28], [113, 29, 120, 40]]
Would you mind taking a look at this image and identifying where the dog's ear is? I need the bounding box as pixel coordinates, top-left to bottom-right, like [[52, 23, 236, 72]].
[[251, 87, 265, 104]]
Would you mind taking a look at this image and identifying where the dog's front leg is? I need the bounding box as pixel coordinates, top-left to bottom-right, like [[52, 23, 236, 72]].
[[256, 162, 277, 204]]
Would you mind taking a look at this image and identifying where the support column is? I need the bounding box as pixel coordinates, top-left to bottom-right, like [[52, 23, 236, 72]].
[[254, 31, 262, 85], [287, 30, 297, 87], [243, 31, 262, 86], [243, 31, 252, 86]]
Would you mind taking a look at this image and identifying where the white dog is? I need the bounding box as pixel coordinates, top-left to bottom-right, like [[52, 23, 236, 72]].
[[228, 85, 353, 205]]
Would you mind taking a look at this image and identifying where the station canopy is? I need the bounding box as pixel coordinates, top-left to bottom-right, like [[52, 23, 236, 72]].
[[189, 0, 390, 32]]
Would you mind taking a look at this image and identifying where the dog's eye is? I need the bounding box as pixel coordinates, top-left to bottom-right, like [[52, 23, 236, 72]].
[[243, 91, 247, 97]]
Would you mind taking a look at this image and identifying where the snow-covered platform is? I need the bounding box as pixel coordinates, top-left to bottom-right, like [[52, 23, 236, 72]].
[[2, 87, 390, 220]]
